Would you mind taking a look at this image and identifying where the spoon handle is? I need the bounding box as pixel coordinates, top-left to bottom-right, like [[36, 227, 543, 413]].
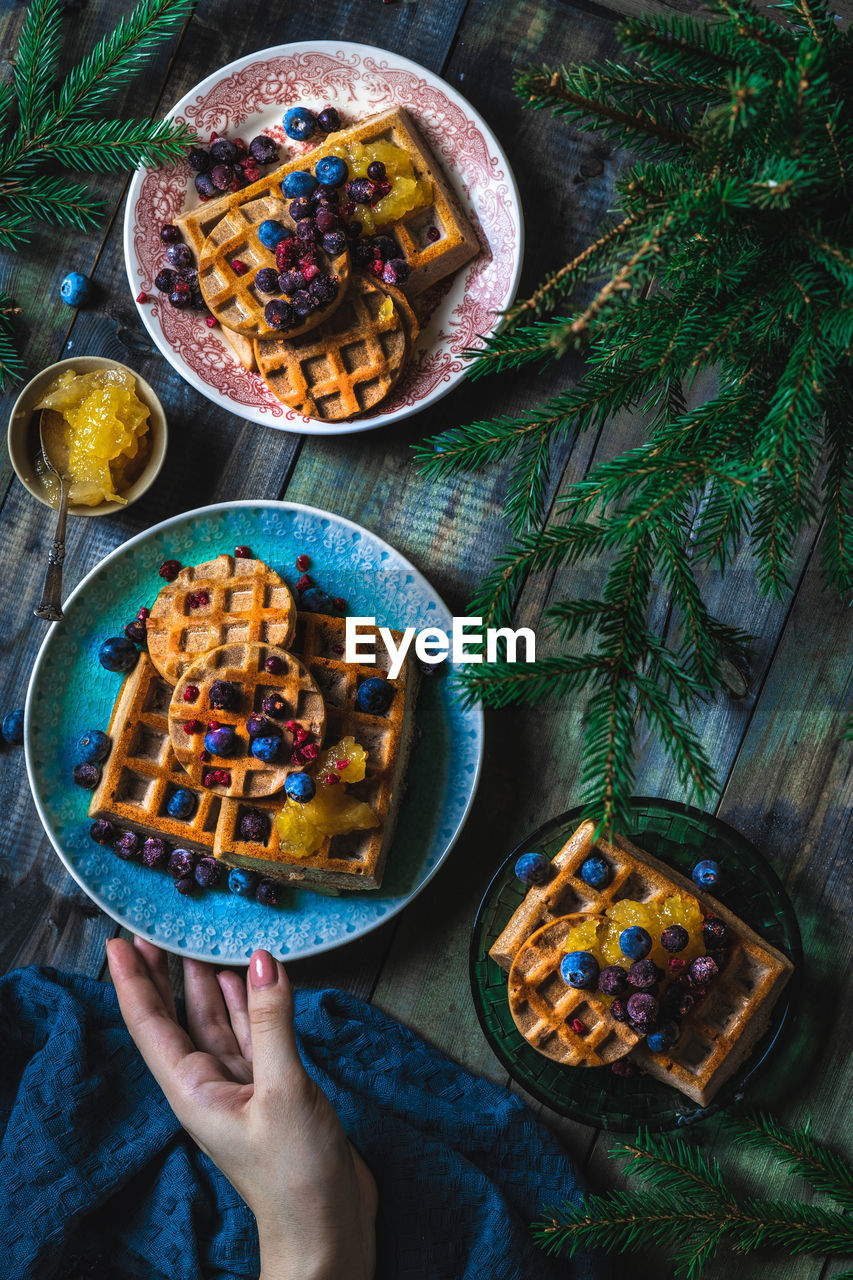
[[34, 480, 70, 622]]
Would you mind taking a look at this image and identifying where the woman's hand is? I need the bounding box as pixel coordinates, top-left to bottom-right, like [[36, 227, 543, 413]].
[[106, 936, 377, 1280]]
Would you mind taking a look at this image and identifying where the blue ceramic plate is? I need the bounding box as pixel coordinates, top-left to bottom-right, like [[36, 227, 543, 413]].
[[25, 501, 483, 962]]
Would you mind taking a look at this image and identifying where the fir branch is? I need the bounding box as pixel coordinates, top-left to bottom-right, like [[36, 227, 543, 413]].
[[0, 175, 102, 232], [721, 1111, 853, 1211], [14, 0, 63, 136], [616, 1129, 730, 1203], [535, 1190, 703, 1258], [0, 291, 25, 387], [43, 117, 196, 173]]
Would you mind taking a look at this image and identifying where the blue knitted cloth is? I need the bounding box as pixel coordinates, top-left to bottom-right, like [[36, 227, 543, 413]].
[[0, 967, 603, 1280]]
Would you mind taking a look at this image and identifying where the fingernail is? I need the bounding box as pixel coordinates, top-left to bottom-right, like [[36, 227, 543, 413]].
[[250, 949, 277, 989]]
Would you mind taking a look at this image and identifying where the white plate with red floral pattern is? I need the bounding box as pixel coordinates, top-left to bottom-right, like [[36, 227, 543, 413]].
[[123, 41, 523, 435]]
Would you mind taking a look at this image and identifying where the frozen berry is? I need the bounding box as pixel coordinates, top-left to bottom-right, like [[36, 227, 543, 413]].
[[646, 1020, 680, 1053], [261, 692, 287, 718], [346, 178, 375, 204], [256, 877, 280, 906], [169, 289, 191, 309], [113, 830, 141, 860], [239, 809, 270, 842], [295, 218, 317, 243], [211, 163, 238, 192], [284, 772, 316, 803], [310, 269, 339, 300], [371, 235, 397, 261], [175, 874, 196, 896], [251, 735, 282, 763], [610, 998, 630, 1023], [89, 819, 116, 846], [314, 206, 339, 234], [626, 992, 658, 1030], [382, 257, 409, 287], [689, 955, 719, 986], [123, 618, 146, 645], [209, 138, 237, 165], [579, 855, 611, 890], [139, 836, 168, 869], [159, 559, 181, 581], [154, 268, 177, 293], [228, 867, 257, 897], [60, 272, 93, 307], [291, 289, 318, 317], [234, 545, 252, 558], [188, 146, 211, 172], [513, 851, 551, 886], [355, 677, 394, 715], [246, 714, 279, 739], [99, 636, 139, 673], [352, 240, 373, 267], [661, 986, 695, 1020], [661, 924, 689, 953], [167, 788, 198, 819], [426, 225, 441, 243], [345, 219, 362, 240], [194, 857, 221, 888], [283, 106, 317, 141], [250, 134, 279, 165], [281, 170, 317, 199], [279, 268, 306, 293], [627, 959, 660, 991], [166, 243, 192, 269], [692, 859, 720, 888], [160, 224, 181, 244], [194, 173, 216, 200], [560, 951, 599, 990], [75, 729, 110, 763], [264, 299, 295, 330], [366, 160, 386, 182], [315, 155, 348, 187], [702, 916, 729, 948], [598, 965, 629, 996], [316, 106, 341, 133], [619, 926, 652, 960], [610, 1059, 638, 1078], [264, 656, 285, 675], [289, 197, 312, 221], [300, 587, 335, 613], [205, 726, 237, 756], [208, 680, 239, 710], [254, 267, 280, 293], [168, 848, 196, 879]]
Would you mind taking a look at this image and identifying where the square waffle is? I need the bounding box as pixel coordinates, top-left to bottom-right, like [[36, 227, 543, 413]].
[[175, 107, 479, 298], [215, 613, 420, 891], [88, 654, 222, 855], [490, 821, 794, 1106]]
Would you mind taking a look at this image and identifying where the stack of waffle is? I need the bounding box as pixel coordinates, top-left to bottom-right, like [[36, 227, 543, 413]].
[[175, 106, 479, 420], [490, 821, 794, 1105], [89, 555, 420, 891]]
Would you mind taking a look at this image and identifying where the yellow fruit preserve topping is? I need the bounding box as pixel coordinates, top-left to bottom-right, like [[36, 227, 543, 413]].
[[323, 138, 431, 233], [35, 368, 149, 507], [564, 895, 705, 973], [275, 736, 378, 859]]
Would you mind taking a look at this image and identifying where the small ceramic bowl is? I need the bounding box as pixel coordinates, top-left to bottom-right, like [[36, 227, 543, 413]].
[[7, 356, 168, 517]]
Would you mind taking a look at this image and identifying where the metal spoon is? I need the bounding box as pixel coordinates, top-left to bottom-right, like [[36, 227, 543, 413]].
[[34, 409, 71, 622]]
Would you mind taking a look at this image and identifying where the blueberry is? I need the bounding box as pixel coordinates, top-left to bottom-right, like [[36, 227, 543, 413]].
[[321, 231, 346, 257], [660, 924, 689, 953], [702, 916, 729, 948], [314, 206, 339, 234], [345, 219, 362, 240], [251, 735, 282, 763], [228, 867, 258, 897], [598, 964, 628, 996], [59, 272, 93, 307], [316, 107, 341, 134], [692, 858, 720, 888], [262, 693, 288, 718], [300, 587, 335, 613], [254, 267, 281, 293], [210, 138, 238, 164], [154, 268, 177, 293], [75, 729, 110, 763], [291, 290, 318, 317], [610, 998, 630, 1023], [513, 851, 552, 887], [204, 726, 237, 756], [646, 1020, 680, 1053], [661, 986, 695, 1020], [194, 173, 216, 200], [122, 618, 146, 646], [167, 787, 198, 819], [89, 819, 116, 846], [352, 240, 373, 267], [619, 926, 652, 960], [371, 235, 398, 262], [289, 197, 312, 221], [114, 830, 141, 861], [283, 107, 317, 141], [250, 135, 279, 165], [166, 243, 192, 269], [366, 160, 386, 182], [257, 219, 289, 250], [188, 146, 211, 172], [689, 955, 719, 986], [2, 709, 25, 744], [346, 177, 375, 204], [626, 992, 658, 1030], [246, 714, 279, 739], [314, 155, 348, 188], [175, 874, 196, 896], [73, 762, 100, 789], [627, 958, 660, 991], [211, 163, 237, 192], [99, 636, 139, 673], [284, 771, 316, 803], [256, 877, 280, 906], [168, 848, 196, 879], [355, 677, 394, 715], [194, 857, 221, 888], [579, 854, 611, 890], [281, 170, 317, 198], [382, 258, 410, 287], [279, 268, 305, 294], [208, 680, 239, 710], [169, 289, 191, 309], [309, 273, 339, 305], [264, 299, 295, 330], [296, 218, 317, 243], [141, 837, 169, 869], [160, 224, 181, 244], [239, 809, 271, 842], [560, 950, 599, 990]]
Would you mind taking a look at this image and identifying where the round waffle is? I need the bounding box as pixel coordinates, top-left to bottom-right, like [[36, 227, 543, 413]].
[[147, 555, 297, 685], [507, 913, 641, 1066], [253, 274, 410, 421], [169, 641, 326, 799], [198, 195, 350, 339]]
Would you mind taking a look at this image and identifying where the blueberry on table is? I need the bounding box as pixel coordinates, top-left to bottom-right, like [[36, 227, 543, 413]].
[[228, 867, 258, 897], [99, 637, 139, 673], [239, 809, 270, 842], [75, 729, 111, 764], [160, 224, 182, 244], [283, 107, 317, 142], [578, 854, 611, 890], [513, 851, 552, 887], [59, 272, 93, 307], [168, 848, 196, 879], [210, 138, 238, 164], [2, 709, 24, 744], [284, 771, 316, 803], [204, 726, 237, 756], [692, 858, 720, 888], [250, 735, 282, 764], [619, 925, 652, 960], [560, 950, 599, 990], [123, 618, 147, 645], [355, 677, 394, 715], [281, 170, 317, 199], [167, 788, 198, 819]]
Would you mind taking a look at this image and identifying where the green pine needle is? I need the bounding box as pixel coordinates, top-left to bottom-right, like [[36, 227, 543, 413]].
[[14, 0, 64, 136]]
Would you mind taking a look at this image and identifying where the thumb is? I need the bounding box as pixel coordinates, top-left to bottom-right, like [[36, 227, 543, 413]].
[[247, 949, 302, 1093]]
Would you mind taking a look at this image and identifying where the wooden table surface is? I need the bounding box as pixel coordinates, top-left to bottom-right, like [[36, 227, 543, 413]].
[[1, 3, 851, 1278]]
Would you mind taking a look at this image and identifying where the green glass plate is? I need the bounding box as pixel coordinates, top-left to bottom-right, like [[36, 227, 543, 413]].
[[469, 798, 801, 1131]]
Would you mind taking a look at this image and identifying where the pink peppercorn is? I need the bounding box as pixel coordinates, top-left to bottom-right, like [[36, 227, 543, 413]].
[[296, 554, 310, 571], [295, 726, 308, 744], [290, 748, 305, 765], [215, 769, 231, 786], [199, 750, 210, 762], [285, 720, 299, 733]]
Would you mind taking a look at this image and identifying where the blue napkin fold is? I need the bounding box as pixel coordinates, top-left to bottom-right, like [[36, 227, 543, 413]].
[[0, 966, 602, 1280]]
